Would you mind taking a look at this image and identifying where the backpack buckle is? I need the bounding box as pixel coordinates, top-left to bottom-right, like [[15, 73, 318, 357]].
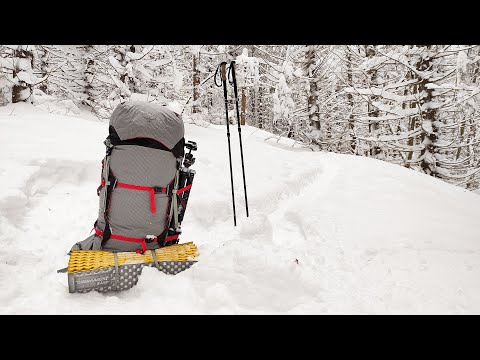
[[145, 235, 156, 244], [153, 186, 164, 194]]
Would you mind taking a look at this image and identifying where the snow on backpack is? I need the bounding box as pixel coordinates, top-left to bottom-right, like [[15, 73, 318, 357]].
[[70, 101, 197, 253]]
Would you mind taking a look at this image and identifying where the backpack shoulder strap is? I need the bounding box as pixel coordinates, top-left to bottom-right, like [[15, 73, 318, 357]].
[[100, 139, 115, 246]]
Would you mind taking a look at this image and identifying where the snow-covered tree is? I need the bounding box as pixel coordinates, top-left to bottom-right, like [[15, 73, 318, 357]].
[[80, 45, 181, 117], [1, 43, 479, 191], [32, 46, 87, 100], [0, 45, 38, 103], [234, 47, 260, 125], [272, 58, 296, 137]]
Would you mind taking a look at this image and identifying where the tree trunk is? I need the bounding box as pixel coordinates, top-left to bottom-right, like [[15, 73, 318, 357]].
[[466, 114, 478, 189], [249, 45, 258, 127], [257, 86, 264, 129], [192, 51, 201, 114], [345, 47, 356, 154], [417, 46, 438, 176], [305, 46, 320, 130], [241, 88, 246, 125], [365, 45, 380, 158], [12, 47, 34, 103], [37, 46, 49, 93], [456, 47, 479, 161], [405, 70, 417, 168], [455, 122, 466, 160], [471, 46, 480, 84], [84, 46, 95, 107], [114, 47, 127, 84]]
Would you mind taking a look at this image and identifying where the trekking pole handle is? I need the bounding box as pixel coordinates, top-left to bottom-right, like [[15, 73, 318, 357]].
[[228, 60, 236, 84], [220, 62, 227, 81]]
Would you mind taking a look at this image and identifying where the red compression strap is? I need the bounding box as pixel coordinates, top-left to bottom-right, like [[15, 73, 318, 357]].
[[97, 179, 169, 214], [116, 182, 154, 192], [116, 182, 167, 214], [94, 227, 156, 243], [116, 183, 155, 213], [165, 234, 179, 242], [95, 227, 154, 252], [176, 184, 192, 194]]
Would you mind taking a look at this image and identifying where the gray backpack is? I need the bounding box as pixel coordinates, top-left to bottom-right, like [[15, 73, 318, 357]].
[[71, 101, 196, 253]]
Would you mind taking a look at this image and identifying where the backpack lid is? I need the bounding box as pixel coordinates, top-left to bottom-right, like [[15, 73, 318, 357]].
[[109, 101, 184, 150]]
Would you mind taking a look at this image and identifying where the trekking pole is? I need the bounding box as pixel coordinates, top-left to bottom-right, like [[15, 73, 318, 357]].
[[228, 61, 249, 217], [215, 61, 237, 226]]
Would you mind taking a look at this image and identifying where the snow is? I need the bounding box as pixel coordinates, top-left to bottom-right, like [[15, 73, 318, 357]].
[[457, 50, 470, 73], [126, 51, 144, 61], [149, 59, 172, 67], [344, 86, 417, 102], [0, 53, 14, 70], [166, 100, 182, 115], [235, 48, 258, 77], [16, 70, 36, 85], [173, 68, 183, 93], [1, 103, 480, 314], [108, 56, 125, 75], [31, 89, 80, 116], [17, 88, 31, 102], [107, 69, 131, 97], [16, 58, 33, 72]]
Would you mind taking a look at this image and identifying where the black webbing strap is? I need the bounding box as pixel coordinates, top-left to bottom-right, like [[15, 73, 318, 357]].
[[101, 140, 114, 246], [151, 250, 160, 270]]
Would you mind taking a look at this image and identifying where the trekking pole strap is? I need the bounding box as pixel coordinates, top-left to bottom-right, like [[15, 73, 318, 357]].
[[214, 63, 223, 87]]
